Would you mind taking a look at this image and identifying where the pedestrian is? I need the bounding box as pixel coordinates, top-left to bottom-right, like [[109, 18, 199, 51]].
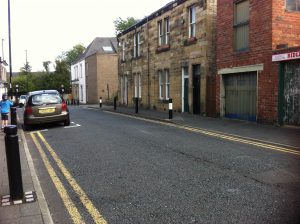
[[0, 94, 14, 130]]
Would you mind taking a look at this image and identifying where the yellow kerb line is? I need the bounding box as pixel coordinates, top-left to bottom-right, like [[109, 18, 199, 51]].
[[104, 111, 300, 156], [36, 132, 107, 224], [30, 133, 85, 224]]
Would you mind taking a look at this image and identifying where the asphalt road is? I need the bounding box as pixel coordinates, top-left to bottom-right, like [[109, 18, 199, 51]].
[[21, 106, 300, 224]]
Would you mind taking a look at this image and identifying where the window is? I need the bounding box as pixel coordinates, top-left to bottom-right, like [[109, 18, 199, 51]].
[[133, 32, 141, 58], [158, 69, 170, 100], [122, 40, 126, 61], [80, 85, 83, 101], [189, 5, 196, 38], [158, 17, 170, 46], [80, 64, 82, 78], [75, 65, 78, 80], [134, 74, 141, 98], [102, 46, 113, 52], [234, 0, 249, 51], [286, 0, 300, 11]]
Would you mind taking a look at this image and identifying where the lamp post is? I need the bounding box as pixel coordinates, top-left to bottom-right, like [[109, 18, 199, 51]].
[[8, 0, 12, 93]]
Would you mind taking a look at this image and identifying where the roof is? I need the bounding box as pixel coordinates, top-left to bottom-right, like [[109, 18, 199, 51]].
[[72, 37, 118, 65], [118, 0, 187, 37]]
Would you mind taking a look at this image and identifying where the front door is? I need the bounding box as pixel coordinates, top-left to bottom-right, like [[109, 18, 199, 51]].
[[182, 67, 189, 112], [193, 64, 201, 114]]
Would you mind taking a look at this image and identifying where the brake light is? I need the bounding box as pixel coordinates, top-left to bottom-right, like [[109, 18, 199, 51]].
[[25, 106, 33, 115], [62, 102, 67, 112]]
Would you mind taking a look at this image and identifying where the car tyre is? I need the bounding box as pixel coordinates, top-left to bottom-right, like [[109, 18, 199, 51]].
[[23, 123, 31, 131], [64, 119, 70, 126]]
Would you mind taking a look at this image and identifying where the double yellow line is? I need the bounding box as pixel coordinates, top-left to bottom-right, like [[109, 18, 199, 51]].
[[30, 132, 107, 224], [105, 111, 300, 156]]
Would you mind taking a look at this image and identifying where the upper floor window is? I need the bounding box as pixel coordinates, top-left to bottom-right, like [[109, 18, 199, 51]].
[[189, 5, 196, 38], [74, 65, 78, 80], [122, 40, 126, 61], [158, 17, 170, 46], [234, 0, 249, 51], [80, 64, 83, 78], [133, 32, 141, 58], [286, 0, 300, 11]]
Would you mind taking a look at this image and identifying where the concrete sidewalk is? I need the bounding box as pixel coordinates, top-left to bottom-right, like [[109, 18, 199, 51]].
[[86, 104, 300, 149], [0, 126, 53, 224]]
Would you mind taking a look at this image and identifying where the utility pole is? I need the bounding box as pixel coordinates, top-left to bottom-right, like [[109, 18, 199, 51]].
[[25, 50, 28, 92], [8, 0, 13, 98]]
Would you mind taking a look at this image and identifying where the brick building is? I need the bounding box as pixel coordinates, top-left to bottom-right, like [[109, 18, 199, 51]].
[[71, 37, 118, 104], [118, 0, 217, 115], [216, 0, 300, 125]]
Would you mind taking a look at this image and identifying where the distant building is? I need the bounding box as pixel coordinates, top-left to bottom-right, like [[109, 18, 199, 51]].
[[117, 0, 217, 115], [0, 57, 8, 99], [216, 0, 300, 125], [71, 37, 118, 104]]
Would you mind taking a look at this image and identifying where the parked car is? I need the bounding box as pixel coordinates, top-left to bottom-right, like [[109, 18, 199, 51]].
[[19, 95, 27, 106], [23, 90, 70, 130]]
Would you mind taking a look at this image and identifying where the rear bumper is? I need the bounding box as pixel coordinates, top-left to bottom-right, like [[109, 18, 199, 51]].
[[24, 112, 69, 125]]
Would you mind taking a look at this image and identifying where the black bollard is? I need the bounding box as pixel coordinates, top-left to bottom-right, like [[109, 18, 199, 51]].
[[168, 98, 173, 119], [114, 97, 117, 110], [135, 97, 139, 114], [10, 107, 17, 125], [4, 125, 24, 201], [99, 97, 102, 108]]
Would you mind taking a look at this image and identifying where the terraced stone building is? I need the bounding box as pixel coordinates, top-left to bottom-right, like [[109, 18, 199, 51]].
[[118, 0, 217, 116]]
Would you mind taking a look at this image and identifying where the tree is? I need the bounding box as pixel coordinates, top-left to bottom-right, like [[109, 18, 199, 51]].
[[20, 62, 32, 73], [43, 61, 51, 73], [113, 17, 139, 36]]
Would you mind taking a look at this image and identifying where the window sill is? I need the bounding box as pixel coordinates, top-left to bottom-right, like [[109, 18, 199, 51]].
[[157, 99, 169, 103], [156, 44, 170, 54], [184, 37, 197, 46]]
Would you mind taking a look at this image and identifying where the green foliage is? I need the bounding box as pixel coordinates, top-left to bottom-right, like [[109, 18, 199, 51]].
[[114, 17, 139, 36], [12, 44, 85, 94], [20, 62, 32, 73], [43, 61, 51, 73]]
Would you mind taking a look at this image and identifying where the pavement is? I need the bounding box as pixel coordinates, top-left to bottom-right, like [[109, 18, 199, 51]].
[[0, 122, 53, 224], [0, 104, 299, 224]]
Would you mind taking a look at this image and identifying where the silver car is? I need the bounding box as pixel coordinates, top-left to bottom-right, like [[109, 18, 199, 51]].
[[23, 90, 70, 130]]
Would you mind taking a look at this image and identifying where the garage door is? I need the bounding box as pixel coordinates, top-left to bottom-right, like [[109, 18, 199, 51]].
[[224, 72, 257, 121], [283, 60, 300, 125]]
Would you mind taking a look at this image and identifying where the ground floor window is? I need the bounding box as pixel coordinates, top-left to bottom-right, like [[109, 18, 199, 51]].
[[134, 73, 141, 98], [158, 69, 170, 100]]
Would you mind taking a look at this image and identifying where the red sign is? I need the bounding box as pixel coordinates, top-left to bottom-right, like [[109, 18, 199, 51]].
[[272, 50, 300, 62]]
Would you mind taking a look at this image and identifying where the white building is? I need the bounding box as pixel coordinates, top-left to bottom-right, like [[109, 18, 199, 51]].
[[71, 55, 86, 104], [0, 57, 8, 99]]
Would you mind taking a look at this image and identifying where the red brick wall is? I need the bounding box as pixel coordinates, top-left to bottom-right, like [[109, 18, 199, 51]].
[[216, 0, 300, 123], [272, 1, 300, 50]]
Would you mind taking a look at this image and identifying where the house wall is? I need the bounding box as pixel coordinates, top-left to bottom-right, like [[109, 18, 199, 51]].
[[216, 0, 274, 123], [98, 54, 119, 101], [118, 0, 217, 115], [86, 54, 98, 104]]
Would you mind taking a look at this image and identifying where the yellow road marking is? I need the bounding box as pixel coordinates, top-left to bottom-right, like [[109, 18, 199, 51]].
[[104, 111, 300, 156], [30, 133, 85, 224], [36, 132, 107, 224]]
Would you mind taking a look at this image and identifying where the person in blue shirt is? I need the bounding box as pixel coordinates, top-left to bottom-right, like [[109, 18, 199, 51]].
[[0, 94, 14, 130]]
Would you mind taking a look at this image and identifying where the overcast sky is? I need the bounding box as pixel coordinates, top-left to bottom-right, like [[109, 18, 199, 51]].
[[0, 0, 171, 72]]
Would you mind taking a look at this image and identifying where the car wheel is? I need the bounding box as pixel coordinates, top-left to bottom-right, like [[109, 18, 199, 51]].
[[64, 119, 70, 126], [23, 123, 31, 131]]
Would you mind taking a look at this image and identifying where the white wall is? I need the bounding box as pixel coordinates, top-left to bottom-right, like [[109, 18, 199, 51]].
[[71, 59, 86, 104]]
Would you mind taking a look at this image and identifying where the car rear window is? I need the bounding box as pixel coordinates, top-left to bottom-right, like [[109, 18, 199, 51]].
[[31, 93, 62, 105]]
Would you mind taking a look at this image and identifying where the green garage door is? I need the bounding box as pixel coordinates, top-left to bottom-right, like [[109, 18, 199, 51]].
[[224, 72, 257, 122]]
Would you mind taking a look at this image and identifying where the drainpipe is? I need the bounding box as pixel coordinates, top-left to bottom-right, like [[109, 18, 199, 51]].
[[147, 16, 151, 109]]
